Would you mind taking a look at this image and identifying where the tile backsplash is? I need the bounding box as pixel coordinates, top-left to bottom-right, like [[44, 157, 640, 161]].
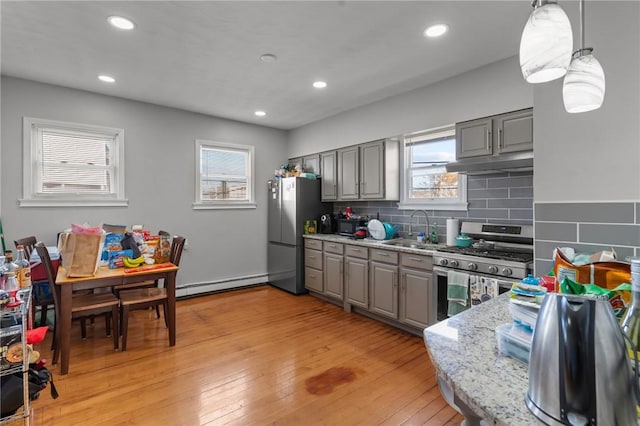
[[333, 170, 533, 241], [534, 201, 640, 275]]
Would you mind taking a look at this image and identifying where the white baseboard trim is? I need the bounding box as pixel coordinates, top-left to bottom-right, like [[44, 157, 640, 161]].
[[176, 273, 269, 297]]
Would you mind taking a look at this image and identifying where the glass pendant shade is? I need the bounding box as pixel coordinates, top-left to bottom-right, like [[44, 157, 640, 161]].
[[519, 3, 573, 83], [563, 50, 605, 113]]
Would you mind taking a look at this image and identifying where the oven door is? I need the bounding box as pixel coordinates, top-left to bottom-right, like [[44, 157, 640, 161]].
[[433, 266, 513, 321]]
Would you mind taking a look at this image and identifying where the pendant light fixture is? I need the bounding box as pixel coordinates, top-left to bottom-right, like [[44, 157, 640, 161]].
[[562, 0, 605, 113], [519, 0, 573, 83]]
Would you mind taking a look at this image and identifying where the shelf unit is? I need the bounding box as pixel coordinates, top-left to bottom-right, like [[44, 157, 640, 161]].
[[1, 287, 32, 425]]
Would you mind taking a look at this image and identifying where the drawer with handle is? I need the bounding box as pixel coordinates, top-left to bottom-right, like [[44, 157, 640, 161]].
[[323, 241, 344, 255], [345, 245, 368, 259], [370, 248, 398, 264], [400, 252, 433, 271], [305, 267, 324, 293], [305, 249, 323, 270], [305, 239, 323, 250]]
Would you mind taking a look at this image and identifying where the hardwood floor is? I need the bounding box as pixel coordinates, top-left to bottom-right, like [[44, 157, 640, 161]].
[[27, 285, 463, 425]]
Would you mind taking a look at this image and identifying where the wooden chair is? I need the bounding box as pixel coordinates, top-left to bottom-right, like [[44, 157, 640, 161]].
[[15, 236, 53, 327], [113, 230, 170, 319], [118, 235, 185, 351], [14, 236, 36, 261], [35, 242, 120, 364]]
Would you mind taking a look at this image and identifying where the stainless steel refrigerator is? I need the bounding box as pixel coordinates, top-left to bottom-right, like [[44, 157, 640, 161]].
[[267, 177, 329, 294]]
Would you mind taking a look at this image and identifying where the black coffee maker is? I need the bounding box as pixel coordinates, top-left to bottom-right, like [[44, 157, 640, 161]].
[[319, 213, 336, 234]]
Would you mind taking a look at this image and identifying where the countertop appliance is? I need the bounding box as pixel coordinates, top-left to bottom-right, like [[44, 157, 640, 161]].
[[319, 213, 335, 234], [336, 218, 368, 237], [267, 177, 330, 295], [526, 293, 638, 425], [432, 221, 533, 321]]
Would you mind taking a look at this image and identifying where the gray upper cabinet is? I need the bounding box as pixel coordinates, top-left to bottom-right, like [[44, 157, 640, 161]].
[[456, 117, 493, 159], [338, 146, 360, 200], [456, 108, 533, 160], [359, 140, 385, 199], [336, 139, 399, 201], [302, 154, 320, 174], [494, 109, 534, 154], [320, 151, 337, 201], [288, 155, 320, 174]]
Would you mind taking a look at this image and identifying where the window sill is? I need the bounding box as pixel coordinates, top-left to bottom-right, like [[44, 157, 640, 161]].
[[397, 201, 468, 211], [193, 202, 257, 210], [19, 198, 129, 208]]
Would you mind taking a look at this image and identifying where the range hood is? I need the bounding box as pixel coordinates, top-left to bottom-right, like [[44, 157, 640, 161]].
[[446, 151, 533, 175]]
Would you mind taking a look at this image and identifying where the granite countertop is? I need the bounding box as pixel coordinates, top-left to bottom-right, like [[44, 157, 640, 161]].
[[423, 294, 543, 425], [303, 233, 439, 255]]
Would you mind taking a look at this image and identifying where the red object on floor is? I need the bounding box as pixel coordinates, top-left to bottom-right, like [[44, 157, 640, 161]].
[[27, 326, 49, 344]]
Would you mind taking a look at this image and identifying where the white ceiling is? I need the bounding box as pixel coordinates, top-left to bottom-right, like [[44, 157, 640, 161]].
[[1, 1, 532, 130]]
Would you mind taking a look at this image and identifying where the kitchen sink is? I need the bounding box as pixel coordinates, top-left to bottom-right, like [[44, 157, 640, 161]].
[[380, 239, 440, 250]]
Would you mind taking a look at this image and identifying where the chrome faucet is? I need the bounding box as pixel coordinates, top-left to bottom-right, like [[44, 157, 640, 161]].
[[408, 210, 430, 237]]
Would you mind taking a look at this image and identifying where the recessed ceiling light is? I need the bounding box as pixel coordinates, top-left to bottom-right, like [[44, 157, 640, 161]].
[[108, 16, 135, 30], [255, 110, 266, 117], [260, 54, 277, 63], [313, 81, 327, 89], [424, 24, 448, 38], [98, 75, 116, 83]]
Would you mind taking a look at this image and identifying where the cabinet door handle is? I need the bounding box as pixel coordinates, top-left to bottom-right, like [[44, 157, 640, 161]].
[[393, 272, 398, 288], [487, 129, 492, 150], [379, 252, 389, 257], [499, 128, 503, 149], [408, 257, 422, 262]]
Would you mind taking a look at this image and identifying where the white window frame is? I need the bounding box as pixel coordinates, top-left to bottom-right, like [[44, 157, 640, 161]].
[[21, 117, 127, 207], [397, 125, 468, 211], [193, 139, 256, 210]]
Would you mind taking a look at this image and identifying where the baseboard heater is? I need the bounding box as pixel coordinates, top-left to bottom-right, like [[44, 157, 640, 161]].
[[176, 273, 269, 298]]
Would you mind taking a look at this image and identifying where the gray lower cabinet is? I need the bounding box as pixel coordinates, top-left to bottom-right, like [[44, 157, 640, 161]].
[[324, 253, 343, 300], [399, 253, 434, 329], [369, 248, 399, 320], [323, 241, 344, 300], [304, 239, 324, 293], [345, 245, 369, 308], [305, 239, 434, 332]]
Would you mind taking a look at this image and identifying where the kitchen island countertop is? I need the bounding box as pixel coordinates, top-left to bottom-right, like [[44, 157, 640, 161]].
[[423, 293, 543, 426]]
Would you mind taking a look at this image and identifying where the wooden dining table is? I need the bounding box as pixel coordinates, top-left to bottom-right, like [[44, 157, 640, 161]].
[[55, 263, 179, 375]]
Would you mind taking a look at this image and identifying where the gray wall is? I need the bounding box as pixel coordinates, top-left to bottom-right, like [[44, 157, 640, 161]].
[[533, 1, 640, 272], [288, 55, 533, 156], [1, 76, 289, 296]]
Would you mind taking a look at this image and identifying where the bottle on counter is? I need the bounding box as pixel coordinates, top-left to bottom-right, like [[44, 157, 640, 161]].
[[430, 223, 439, 244], [15, 245, 31, 288]]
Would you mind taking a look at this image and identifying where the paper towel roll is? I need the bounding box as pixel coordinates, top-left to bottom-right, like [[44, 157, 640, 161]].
[[446, 218, 460, 246]]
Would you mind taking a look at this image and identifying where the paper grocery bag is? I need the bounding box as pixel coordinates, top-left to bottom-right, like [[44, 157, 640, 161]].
[[58, 232, 105, 277]]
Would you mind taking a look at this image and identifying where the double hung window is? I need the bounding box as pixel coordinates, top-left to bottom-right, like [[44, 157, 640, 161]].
[[398, 126, 467, 210], [21, 117, 126, 207], [194, 140, 255, 209]]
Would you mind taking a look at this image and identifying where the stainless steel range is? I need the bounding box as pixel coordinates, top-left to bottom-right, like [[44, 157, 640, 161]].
[[432, 221, 534, 321]]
